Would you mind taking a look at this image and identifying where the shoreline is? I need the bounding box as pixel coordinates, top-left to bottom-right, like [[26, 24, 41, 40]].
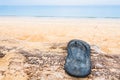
[[0, 16, 120, 19]]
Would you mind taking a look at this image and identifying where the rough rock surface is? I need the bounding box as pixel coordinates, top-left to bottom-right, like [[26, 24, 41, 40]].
[[0, 42, 120, 80]]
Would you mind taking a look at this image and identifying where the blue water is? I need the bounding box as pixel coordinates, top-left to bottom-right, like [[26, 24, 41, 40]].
[[0, 5, 120, 18]]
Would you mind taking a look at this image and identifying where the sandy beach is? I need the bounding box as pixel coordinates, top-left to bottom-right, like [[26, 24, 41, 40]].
[[0, 17, 120, 80], [0, 17, 120, 54]]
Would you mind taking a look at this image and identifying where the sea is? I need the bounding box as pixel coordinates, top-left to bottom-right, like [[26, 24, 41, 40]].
[[0, 5, 120, 18]]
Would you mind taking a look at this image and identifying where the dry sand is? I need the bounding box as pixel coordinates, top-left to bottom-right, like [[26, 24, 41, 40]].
[[0, 17, 120, 80], [0, 17, 120, 54]]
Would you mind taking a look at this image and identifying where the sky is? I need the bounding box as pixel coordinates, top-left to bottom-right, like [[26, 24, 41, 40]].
[[0, 0, 120, 5]]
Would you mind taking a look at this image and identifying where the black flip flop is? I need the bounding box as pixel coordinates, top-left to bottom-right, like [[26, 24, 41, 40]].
[[64, 39, 91, 77]]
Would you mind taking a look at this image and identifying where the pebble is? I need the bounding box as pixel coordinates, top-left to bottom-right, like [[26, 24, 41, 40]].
[[95, 63, 104, 69]]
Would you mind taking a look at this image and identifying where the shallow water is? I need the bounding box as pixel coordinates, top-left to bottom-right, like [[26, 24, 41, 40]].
[[0, 5, 120, 18]]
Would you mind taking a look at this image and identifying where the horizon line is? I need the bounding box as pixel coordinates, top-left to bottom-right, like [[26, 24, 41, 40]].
[[0, 15, 120, 19], [0, 4, 120, 6]]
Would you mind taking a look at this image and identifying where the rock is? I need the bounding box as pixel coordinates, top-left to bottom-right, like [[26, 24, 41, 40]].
[[0, 53, 5, 58]]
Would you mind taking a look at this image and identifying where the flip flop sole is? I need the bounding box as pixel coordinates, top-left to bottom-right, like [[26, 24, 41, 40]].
[[64, 39, 91, 77]]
